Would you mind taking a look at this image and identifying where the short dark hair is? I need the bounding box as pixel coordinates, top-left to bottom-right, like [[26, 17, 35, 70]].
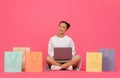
[[59, 21, 70, 30]]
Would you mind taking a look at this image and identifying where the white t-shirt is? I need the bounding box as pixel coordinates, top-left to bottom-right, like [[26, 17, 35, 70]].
[[48, 35, 76, 57]]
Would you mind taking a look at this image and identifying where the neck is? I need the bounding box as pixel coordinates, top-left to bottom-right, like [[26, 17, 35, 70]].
[[57, 33, 65, 38]]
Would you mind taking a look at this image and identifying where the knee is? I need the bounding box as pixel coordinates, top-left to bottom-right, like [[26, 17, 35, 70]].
[[75, 55, 81, 61], [46, 56, 51, 62]]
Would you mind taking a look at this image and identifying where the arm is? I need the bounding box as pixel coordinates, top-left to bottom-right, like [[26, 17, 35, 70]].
[[69, 39, 76, 56], [48, 39, 54, 57]]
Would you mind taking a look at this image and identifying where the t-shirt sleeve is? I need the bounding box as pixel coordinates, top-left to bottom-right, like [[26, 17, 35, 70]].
[[48, 39, 54, 57], [70, 39, 76, 56]]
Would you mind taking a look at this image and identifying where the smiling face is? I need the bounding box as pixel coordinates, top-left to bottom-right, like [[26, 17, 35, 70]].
[[58, 22, 68, 34]]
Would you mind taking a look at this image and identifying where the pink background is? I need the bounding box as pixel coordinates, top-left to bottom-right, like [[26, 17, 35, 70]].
[[0, 0, 120, 78]]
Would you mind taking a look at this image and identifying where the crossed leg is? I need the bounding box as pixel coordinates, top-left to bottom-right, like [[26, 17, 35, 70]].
[[46, 55, 81, 69]]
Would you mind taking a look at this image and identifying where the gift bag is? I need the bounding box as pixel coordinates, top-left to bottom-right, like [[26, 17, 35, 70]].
[[99, 49, 115, 71], [25, 52, 42, 72], [13, 47, 30, 71], [4, 52, 22, 72], [86, 52, 102, 72]]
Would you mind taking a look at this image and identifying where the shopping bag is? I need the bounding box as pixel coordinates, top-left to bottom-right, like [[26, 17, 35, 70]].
[[13, 47, 30, 71], [99, 49, 115, 71], [4, 52, 22, 72], [25, 52, 42, 72], [86, 52, 102, 72]]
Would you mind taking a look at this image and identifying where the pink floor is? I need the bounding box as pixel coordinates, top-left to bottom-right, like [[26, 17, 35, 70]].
[[0, 70, 120, 78]]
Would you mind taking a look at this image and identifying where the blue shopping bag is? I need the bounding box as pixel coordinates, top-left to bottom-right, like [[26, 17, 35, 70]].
[[4, 52, 22, 72], [98, 49, 115, 71]]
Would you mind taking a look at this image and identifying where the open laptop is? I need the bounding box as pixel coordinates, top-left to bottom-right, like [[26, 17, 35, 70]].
[[54, 47, 72, 61]]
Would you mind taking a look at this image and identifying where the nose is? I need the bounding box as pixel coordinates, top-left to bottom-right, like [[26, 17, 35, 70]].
[[58, 26, 62, 30]]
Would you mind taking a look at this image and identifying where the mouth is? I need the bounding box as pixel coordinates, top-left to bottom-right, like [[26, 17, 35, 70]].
[[58, 29, 63, 31]]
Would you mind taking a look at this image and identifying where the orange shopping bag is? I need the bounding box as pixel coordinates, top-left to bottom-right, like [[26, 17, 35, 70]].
[[13, 47, 30, 71], [25, 52, 42, 72], [86, 52, 102, 72]]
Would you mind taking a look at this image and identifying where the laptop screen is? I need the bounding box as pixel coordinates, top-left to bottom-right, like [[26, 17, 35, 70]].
[[54, 47, 72, 60]]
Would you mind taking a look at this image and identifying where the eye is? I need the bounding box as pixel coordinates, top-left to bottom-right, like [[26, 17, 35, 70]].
[[63, 27, 65, 29]]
